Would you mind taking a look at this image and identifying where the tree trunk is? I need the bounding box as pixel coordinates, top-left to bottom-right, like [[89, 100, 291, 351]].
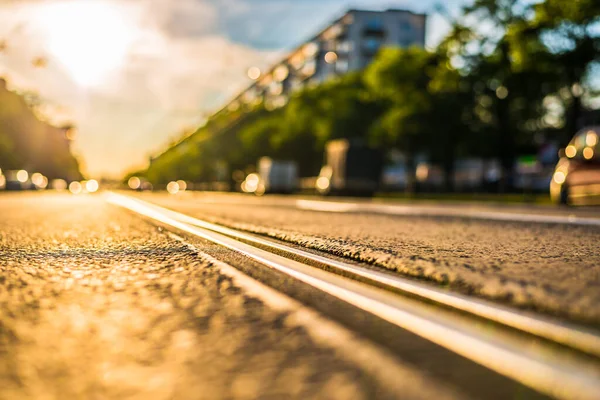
[[405, 153, 417, 194], [567, 92, 583, 135], [443, 159, 455, 193]]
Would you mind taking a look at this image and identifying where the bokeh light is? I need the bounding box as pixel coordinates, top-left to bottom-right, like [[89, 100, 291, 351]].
[[243, 173, 260, 193], [52, 179, 68, 191], [86, 179, 99, 193], [316, 176, 330, 191], [273, 65, 289, 82], [247, 67, 261, 80], [166, 181, 179, 194], [553, 171, 566, 184], [496, 86, 509, 99], [416, 164, 429, 182], [324, 51, 338, 64], [128, 176, 141, 190], [586, 131, 598, 147], [176, 180, 187, 192], [69, 181, 82, 194], [31, 173, 49, 189], [16, 170, 29, 183]]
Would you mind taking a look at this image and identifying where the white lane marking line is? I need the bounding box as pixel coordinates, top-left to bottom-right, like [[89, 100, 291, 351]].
[[295, 200, 360, 213], [109, 192, 600, 400], [166, 232, 461, 400], [115, 194, 600, 357], [295, 199, 600, 226]]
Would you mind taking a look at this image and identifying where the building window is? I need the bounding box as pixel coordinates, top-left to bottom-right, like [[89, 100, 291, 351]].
[[399, 19, 417, 47], [323, 39, 337, 52], [337, 40, 353, 53], [363, 38, 382, 54], [400, 33, 415, 47], [400, 20, 413, 33], [365, 18, 384, 31], [363, 17, 386, 38], [336, 60, 349, 74]]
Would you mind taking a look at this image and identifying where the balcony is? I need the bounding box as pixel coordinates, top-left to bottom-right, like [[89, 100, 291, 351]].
[[363, 19, 386, 37], [321, 23, 347, 41]]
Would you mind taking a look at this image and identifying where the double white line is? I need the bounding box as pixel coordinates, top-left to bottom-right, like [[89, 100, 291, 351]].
[[107, 192, 600, 400]]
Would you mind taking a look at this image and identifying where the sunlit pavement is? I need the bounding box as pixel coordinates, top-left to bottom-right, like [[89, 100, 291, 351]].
[[1, 191, 600, 399], [133, 190, 600, 326], [0, 192, 461, 400]]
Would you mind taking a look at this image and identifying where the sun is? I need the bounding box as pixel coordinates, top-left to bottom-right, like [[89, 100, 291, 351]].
[[32, 0, 139, 86]]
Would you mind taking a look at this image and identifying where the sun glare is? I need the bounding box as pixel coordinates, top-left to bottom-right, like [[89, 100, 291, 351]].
[[33, 1, 139, 86]]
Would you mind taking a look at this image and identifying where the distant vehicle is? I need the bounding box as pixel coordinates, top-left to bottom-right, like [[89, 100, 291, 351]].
[[128, 176, 153, 191], [50, 179, 68, 191], [317, 139, 383, 196], [257, 157, 298, 194], [241, 158, 298, 195], [381, 164, 408, 191], [3, 170, 33, 191], [550, 127, 600, 205]]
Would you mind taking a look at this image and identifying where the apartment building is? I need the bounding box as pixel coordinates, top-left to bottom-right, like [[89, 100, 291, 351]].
[[215, 8, 427, 118]]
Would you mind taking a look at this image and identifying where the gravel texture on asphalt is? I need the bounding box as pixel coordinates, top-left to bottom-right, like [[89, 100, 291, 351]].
[[0, 193, 457, 400], [138, 193, 600, 326]]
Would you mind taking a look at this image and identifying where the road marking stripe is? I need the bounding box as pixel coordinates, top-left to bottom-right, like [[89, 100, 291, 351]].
[[296, 200, 600, 226], [167, 232, 462, 400], [108, 192, 600, 400], [117, 194, 600, 357]]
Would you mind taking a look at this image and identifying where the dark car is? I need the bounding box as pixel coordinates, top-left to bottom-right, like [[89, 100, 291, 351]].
[[316, 139, 383, 196], [550, 126, 600, 205], [3, 170, 32, 191]]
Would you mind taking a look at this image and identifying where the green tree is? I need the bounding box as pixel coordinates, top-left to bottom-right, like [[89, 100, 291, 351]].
[[365, 46, 473, 191], [364, 47, 433, 190], [530, 0, 600, 141]]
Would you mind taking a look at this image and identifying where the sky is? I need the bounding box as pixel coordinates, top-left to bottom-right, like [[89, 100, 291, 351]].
[[0, 0, 469, 178]]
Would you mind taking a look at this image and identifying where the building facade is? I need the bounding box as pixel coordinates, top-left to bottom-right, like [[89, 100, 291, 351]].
[[212, 9, 427, 118]]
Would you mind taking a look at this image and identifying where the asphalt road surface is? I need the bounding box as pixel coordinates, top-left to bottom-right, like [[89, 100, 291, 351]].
[[134, 191, 600, 327], [2, 190, 599, 399], [0, 192, 465, 400]]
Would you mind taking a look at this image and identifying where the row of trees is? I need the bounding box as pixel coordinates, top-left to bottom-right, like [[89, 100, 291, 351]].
[[0, 79, 82, 181], [140, 0, 599, 191]]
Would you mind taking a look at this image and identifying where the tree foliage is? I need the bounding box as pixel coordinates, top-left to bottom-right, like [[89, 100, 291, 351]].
[[140, 0, 599, 191], [0, 80, 82, 180]]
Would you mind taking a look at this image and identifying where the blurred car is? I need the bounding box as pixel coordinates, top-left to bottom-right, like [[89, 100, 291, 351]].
[[257, 157, 298, 194], [3, 170, 33, 191], [317, 139, 383, 196], [50, 179, 68, 191], [550, 127, 600, 205], [128, 176, 153, 191]]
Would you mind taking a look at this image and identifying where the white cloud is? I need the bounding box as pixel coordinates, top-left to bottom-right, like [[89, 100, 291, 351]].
[[0, 0, 275, 177], [0, 0, 465, 177], [142, 0, 218, 37]]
